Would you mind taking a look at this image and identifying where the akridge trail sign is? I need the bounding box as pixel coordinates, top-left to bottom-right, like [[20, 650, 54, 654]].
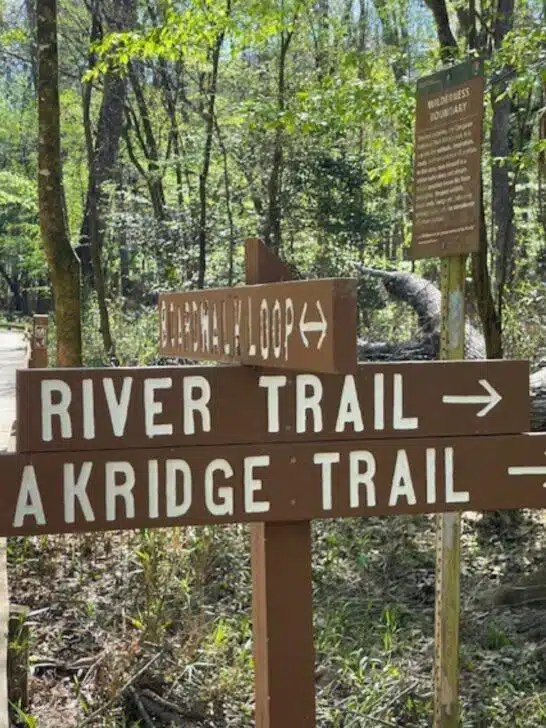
[[411, 60, 484, 259], [158, 278, 357, 374], [3, 433, 546, 536]]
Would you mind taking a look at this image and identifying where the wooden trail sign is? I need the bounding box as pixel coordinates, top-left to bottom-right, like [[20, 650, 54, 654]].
[[16, 360, 530, 453], [411, 60, 484, 259], [158, 277, 357, 374], [2, 433, 546, 537], [245, 237, 316, 728]]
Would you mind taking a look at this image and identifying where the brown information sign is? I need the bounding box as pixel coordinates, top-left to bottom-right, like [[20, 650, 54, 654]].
[[158, 278, 357, 374], [411, 60, 484, 259], [2, 433, 546, 536], [16, 360, 529, 453]]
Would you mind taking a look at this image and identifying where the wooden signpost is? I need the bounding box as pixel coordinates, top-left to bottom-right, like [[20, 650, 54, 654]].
[[411, 59, 485, 728], [1, 239, 543, 728]]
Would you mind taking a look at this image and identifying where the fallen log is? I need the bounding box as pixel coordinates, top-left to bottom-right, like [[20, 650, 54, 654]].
[[357, 268, 546, 432]]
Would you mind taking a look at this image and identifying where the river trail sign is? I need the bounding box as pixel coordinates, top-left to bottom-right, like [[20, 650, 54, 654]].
[[16, 360, 529, 453], [158, 277, 357, 374]]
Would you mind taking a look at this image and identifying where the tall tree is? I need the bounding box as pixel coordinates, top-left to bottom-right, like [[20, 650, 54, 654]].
[[37, 0, 82, 366]]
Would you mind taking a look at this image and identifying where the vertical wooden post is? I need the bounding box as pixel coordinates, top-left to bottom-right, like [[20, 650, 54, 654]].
[[8, 605, 29, 716], [30, 315, 48, 369], [246, 238, 316, 728], [434, 255, 466, 728]]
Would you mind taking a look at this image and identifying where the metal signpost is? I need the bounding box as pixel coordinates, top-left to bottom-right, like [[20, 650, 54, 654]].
[[411, 59, 485, 728]]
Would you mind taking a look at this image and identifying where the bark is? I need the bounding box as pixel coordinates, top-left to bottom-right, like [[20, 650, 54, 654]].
[[197, 0, 230, 289], [25, 0, 38, 89], [37, 0, 82, 366], [472, 183, 503, 358], [423, 0, 458, 60], [79, 0, 134, 286], [263, 30, 294, 254], [82, 6, 116, 361], [491, 0, 516, 323], [0, 264, 26, 314], [146, 1, 186, 216], [215, 120, 236, 286], [127, 69, 167, 221]]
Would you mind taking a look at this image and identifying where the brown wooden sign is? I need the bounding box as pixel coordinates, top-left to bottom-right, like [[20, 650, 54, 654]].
[[1, 433, 545, 536], [158, 278, 357, 374], [411, 60, 484, 259], [16, 360, 529, 453]]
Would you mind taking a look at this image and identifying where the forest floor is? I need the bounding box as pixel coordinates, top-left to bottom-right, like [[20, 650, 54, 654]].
[[7, 511, 546, 728]]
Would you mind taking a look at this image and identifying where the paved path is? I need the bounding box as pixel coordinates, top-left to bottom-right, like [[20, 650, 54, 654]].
[[0, 331, 27, 449], [0, 330, 26, 727]]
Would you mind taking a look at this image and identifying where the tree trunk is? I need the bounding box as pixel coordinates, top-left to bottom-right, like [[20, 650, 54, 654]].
[[263, 30, 293, 254], [37, 0, 82, 366], [491, 0, 516, 321], [197, 1, 230, 289], [0, 264, 26, 314], [81, 3, 116, 360], [128, 68, 167, 221]]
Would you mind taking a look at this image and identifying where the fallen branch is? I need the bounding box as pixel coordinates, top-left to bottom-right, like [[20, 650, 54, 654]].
[[77, 651, 161, 727]]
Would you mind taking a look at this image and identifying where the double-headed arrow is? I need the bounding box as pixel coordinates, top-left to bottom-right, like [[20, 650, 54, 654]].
[[442, 378, 502, 417], [299, 300, 327, 349]]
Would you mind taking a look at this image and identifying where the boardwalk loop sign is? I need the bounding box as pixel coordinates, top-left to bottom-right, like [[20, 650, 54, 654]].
[[158, 278, 357, 373]]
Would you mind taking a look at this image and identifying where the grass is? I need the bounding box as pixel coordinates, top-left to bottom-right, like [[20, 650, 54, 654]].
[[8, 512, 546, 727]]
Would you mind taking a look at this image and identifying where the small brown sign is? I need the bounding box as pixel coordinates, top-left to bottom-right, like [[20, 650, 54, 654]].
[[158, 278, 357, 374], [16, 360, 529, 453], [2, 433, 546, 536], [411, 60, 484, 259]]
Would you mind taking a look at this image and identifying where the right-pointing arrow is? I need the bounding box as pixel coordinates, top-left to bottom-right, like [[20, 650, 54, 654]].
[[442, 378, 502, 417], [508, 452, 546, 488]]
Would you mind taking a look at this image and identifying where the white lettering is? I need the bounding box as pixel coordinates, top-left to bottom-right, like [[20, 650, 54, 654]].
[[349, 451, 376, 507], [272, 299, 282, 359], [82, 379, 95, 440], [393, 374, 419, 430], [259, 375, 287, 433], [144, 378, 173, 438], [284, 298, 294, 360], [13, 466, 45, 527], [389, 450, 416, 505], [205, 459, 234, 516], [313, 452, 340, 510], [105, 462, 135, 521], [244, 456, 270, 513], [103, 377, 133, 437], [335, 375, 364, 432], [166, 459, 192, 517], [374, 374, 385, 430], [445, 447, 468, 503], [41, 379, 72, 442], [260, 298, 270, 360], [183, 376, 211, 434], [296, 374, 323, 433], [426, 448, 436, 504], [148, 460, 159, 518], [64, 462, 94, 523]]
